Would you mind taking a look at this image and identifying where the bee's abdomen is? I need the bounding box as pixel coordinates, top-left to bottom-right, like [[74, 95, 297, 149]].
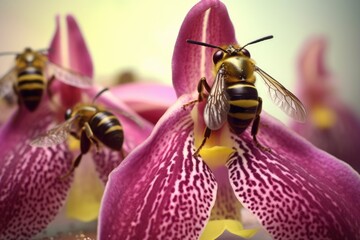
[[90, 111, 124, 151], [226, 83, 259, 134], [17, 68, 45, 111]]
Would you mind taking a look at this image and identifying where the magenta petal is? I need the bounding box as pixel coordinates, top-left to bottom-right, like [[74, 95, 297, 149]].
[[67, 15, 93, 78], [0, 104, 72, 239], [292, 102, 360, 173], [292, 37, 360, 172], [296, 37, 330, 103], [98, 95, 217, 239], [172, 0, 236, 97], [48, 16, 62, 66], [48, 15, 93, 108], [228, 112, 360, 239], [87, 86, 153, 182], [110, 82, 176, 124]]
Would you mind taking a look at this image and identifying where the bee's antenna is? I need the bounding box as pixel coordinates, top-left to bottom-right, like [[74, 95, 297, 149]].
[[238, 35, 273, 52], [186, 39, 227, 53], [0, 51, 19, 57], [92, 88, 109, 103]]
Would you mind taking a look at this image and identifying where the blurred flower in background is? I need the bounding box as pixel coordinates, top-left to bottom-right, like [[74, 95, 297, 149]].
[[291, 37, 360, 173], [0, 15, 153, 239], [110, 81, 176, 124]]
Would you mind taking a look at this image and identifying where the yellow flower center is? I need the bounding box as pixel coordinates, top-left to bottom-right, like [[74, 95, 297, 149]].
[[191, 107, 235, 170], [311, 105, 336, 129]]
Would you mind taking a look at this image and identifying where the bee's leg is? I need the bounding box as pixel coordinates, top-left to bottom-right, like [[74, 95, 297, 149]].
[[183, 77, 211, 109], [193, 127, 212, 157], [60, 130, 91, 180], [47, 75, 55, 99], [251, 97, 271, 152], [84, 122, 100, 152]]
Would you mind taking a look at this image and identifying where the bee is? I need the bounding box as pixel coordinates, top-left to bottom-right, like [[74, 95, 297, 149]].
[[30, 88, 124, 179], [0, 47, 92, 111], [184, 36, 306, 156]]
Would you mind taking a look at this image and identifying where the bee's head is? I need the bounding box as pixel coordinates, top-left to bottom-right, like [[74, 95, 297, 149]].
[[187, 35, 273, 64]]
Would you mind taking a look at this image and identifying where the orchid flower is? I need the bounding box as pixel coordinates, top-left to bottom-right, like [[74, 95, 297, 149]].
[[111, 82, 177, 124], [0, 15, 153, 239], [98, 1, 360, 239], [290, 37, 360, 173]]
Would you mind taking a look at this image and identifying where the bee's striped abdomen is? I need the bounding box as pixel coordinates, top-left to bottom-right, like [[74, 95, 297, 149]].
[[226, 83, 259, 134], [17, 67, 45, 111], [90, 111, 124, 151]]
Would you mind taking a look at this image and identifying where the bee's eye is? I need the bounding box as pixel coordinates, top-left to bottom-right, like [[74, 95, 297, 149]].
[[213, 50, 224, 64], [65, 108, 72, 120], [241, 48, 251, 58]]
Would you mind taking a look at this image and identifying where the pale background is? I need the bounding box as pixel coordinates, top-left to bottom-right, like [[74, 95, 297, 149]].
[[0, 0, 359, 123]]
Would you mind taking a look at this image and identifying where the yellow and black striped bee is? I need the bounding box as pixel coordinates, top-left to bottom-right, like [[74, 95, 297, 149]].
[[185, 36, 306, 155], [30, 89, 124, 178], [0, 47, 92, 111]]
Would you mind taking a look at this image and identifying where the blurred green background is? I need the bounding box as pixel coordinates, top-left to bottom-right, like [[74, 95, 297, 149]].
[[0, 0, 359, 123]]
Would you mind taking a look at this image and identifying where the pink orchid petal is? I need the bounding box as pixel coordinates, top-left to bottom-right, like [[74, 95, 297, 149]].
[[296, 37, 333, 105], [48, 15, 93, 108], [67, 15, 93, 78], [86, 86, 153, 182], [292, 102, 360, 173], [228, 112, 360, 239], [98, 95, 217, 239], [292, 37, 360, 172], [0, 103, 72, 239], [110, 82, 176, 124], [172, 0, 236, 97]]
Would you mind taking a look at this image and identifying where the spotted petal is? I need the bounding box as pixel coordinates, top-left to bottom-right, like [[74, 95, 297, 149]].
[[172, 0, 236, 97], [228, 112, 360, 239], [98, 95, 217, 239], [291, 37, 360, 173], [0, 103, 72, 239]]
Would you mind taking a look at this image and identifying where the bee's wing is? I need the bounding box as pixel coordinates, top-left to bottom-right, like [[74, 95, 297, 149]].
[[0, 67, 17, 104], [30, 117, 77, 147], [204, 66, 230, 130], [255, 66, 307, 122], [46, 61, 92, 88]]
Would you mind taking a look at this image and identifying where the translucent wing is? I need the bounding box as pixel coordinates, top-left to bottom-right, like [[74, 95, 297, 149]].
[[30, 117, 77, 147], [204, 66, 230, 130], [255, 66, 307, 122], [46, 61, 92, 88], [0, 67, 17, 104]]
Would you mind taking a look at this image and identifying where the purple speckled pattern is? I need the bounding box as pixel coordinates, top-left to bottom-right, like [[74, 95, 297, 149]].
[[0, 104, 72, 239], [228, 112, 360, 239], [172, 0, 236, 97], [0, 14, 97, 239], [210, 167, 242, 221], [98, 95, 218, 240]]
